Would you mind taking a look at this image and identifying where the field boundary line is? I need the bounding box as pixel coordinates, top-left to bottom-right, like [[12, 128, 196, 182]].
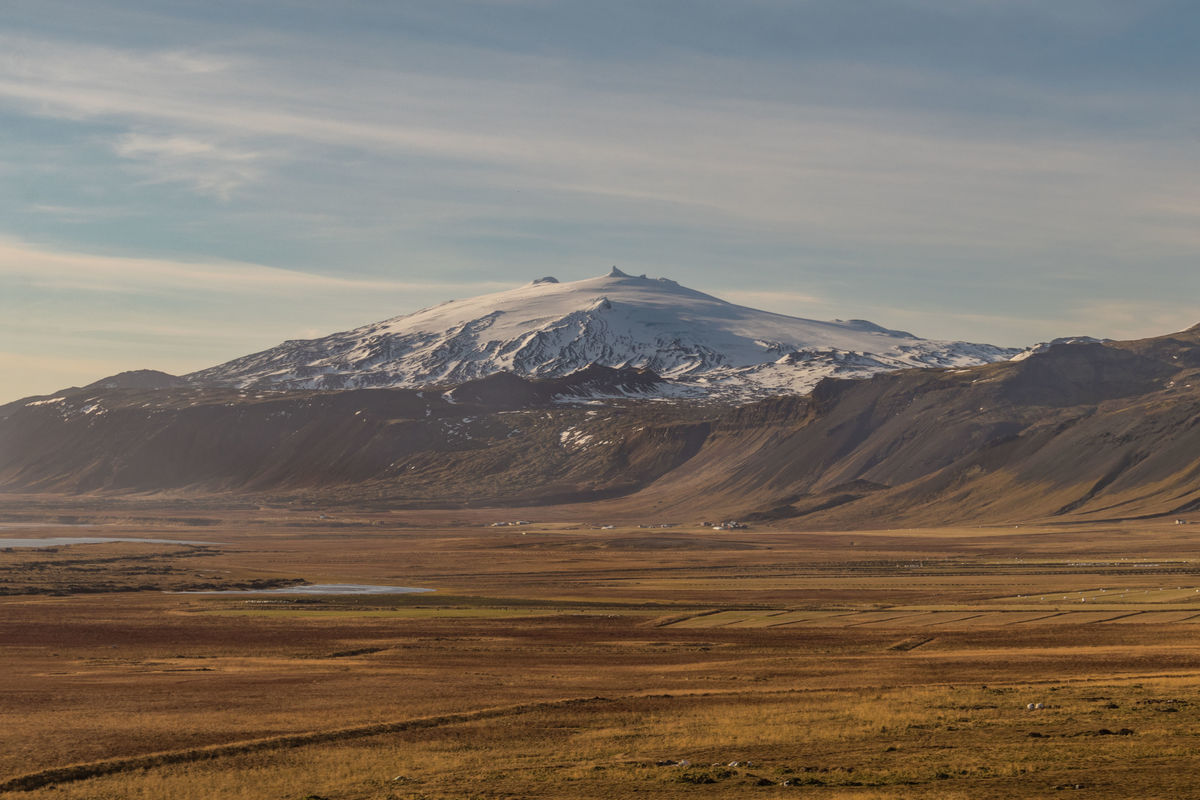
[[1005, 611, 1065, 625], [0, 695, 614, 793]]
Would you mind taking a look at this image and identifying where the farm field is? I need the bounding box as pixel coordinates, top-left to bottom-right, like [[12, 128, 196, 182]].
[[4, 503, 1200, 798]]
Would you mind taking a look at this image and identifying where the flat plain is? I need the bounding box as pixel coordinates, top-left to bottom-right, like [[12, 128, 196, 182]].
[[4, 502, 1200, 799]]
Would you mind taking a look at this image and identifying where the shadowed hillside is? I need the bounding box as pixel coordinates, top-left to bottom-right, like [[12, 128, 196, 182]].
[[3, 327, 1200, 526], [628, 328, 1200, 526]]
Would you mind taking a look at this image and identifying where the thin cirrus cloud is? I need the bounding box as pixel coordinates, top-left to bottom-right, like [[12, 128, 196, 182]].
[[0, 33, 557, 167], [0, 236, 510, 297], [1, 28, 1193, 265], [113, 133, 263, 200]]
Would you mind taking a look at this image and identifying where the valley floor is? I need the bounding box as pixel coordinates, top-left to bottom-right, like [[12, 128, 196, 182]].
[[3, 503, 1200, 798]]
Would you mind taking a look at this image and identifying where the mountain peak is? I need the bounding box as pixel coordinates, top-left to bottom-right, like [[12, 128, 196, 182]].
[[185, 271, 1020, 397]]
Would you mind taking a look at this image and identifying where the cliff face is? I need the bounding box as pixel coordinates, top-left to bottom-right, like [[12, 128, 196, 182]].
[[3, 329, 1200, 526]]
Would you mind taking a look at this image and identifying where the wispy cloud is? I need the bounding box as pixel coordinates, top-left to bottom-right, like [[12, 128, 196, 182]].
[[28, 203, 130, 221], [113, 132, 263, 199], [1, 28, 1194, 264], [0, 236, 511, 296], [0, 27, 1194, 246]]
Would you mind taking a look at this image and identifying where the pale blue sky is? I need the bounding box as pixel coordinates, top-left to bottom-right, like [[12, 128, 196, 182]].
[[3, 1, 1199, 400]]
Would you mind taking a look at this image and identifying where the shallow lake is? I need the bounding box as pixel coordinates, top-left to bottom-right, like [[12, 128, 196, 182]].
[[0, 536, 216, 549]]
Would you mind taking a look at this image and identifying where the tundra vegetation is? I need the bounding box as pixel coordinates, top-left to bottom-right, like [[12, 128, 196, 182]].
[[3, 502, 1200, 798]]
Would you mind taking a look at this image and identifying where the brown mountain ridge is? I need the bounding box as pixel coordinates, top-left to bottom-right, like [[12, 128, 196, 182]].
[[2, 326, 1199, 527]]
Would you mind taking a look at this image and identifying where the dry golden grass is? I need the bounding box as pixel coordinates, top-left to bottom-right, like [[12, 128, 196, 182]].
[[12, 681, 1200, 799], [4, 506, 1200, 798]]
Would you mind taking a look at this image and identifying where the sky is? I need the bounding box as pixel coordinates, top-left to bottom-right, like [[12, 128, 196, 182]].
[[2, 0, 1199, 402]]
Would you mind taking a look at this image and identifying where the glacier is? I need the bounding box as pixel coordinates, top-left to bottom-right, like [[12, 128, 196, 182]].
[[185, 267, 1020, 398]]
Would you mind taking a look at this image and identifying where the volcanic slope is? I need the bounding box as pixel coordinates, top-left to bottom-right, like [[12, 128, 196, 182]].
[[628, 327, 1200, 526], [183, 268, 1016, 397], [0, 367, 699, 504], [3, 328, 1200, 527]]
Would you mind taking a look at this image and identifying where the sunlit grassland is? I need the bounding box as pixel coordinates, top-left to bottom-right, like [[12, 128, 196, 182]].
[[8, 513, 1200, 798], [195, 606, 583, 619], [15, 679, 1200, 800]]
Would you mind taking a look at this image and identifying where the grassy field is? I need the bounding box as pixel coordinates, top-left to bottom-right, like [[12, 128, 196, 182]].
[[3, 506, 1200, 798]]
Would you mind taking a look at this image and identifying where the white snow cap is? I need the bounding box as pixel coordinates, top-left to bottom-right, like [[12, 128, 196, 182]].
[[187, 268, 1019, 397]]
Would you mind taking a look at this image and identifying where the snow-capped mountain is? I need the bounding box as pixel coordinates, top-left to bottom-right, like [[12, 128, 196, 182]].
[[186, 268, 1020, 397]]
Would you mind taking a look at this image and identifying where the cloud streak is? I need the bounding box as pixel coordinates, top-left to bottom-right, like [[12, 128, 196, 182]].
[[0, 236, 510, 296], [1, 28, 1194, 266], [113, 133, 264, 199]]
